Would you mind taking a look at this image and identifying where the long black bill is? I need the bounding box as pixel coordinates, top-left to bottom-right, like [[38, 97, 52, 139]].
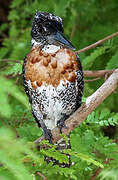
[[53, 32, 75, 50]]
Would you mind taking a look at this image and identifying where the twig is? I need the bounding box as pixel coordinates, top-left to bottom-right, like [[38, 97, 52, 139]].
[[0, 59, 22, 63], [36, 171, 48, 180], [35, 69, 118, 144], [89, 168, 102, 180], [84, 70, 115, 78], [84, 77, 101, 82], [84, 69, 115, 82], [75, 32, 118, 54]]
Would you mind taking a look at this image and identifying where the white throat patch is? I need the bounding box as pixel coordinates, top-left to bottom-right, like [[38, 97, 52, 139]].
[[31, 39, 41, 46], [42, 44, 60, 53], [31, 39, 60, 53]]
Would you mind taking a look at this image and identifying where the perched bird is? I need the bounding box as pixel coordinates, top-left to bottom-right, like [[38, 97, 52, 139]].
[[23, 12, 84, 166]]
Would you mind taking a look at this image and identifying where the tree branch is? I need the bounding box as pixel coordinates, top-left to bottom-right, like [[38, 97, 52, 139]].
[[75, 32, 118, 54], [35, 69, 118, 144], [84, 70, 115, 78], [36, 172, 47, 180], [0, 59, 21, 63], [84, 77, 101, 82]]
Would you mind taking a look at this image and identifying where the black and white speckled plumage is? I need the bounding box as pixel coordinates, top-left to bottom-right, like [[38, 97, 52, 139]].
[[23, 12, 84, 167], [23, 56, 83, 132]]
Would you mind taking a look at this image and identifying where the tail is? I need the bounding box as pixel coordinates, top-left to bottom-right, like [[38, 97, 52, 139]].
[[45, 135, 71, 167]]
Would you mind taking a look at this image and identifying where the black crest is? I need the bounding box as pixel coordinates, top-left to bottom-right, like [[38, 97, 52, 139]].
[[31, 12, 75, 50], [31, 12, 63, 38]]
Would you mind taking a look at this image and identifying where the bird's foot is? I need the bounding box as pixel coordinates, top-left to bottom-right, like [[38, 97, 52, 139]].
[[57, 118, 67, 133], [44, 128, 53, 144]]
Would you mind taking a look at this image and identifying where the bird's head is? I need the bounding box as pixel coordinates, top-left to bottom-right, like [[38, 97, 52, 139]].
[[31, 12, 75, 50]]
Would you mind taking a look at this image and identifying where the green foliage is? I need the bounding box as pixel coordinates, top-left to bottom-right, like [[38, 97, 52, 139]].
[[0, 0, 118, 179], [0, 76, 29, 118], [63, 149, 104, 168], [0, 128, 40, 180], [86, 109, 118, 127], [83, 46, 111, 70], [106, 51, 118, 69], [2, 62, 23, 76], [99, 169, 118, 180]]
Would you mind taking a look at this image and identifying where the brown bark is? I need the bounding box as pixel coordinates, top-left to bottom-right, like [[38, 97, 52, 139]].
[[84, 70, 115, 78]]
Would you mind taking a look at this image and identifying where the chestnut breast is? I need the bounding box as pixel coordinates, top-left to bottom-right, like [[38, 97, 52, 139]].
[[25, 46, 79, 89]]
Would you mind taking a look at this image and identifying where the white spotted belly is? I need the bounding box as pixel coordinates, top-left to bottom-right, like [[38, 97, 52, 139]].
[[26, 79, 78, 130]]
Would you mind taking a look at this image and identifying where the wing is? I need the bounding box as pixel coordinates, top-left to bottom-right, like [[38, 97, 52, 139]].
[[22, 57, 41, 127], [76, 55, 84, 109], [22, 57, 32, 103]]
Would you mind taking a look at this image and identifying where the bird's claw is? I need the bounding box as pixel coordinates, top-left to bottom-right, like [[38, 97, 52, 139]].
[[44, 128, 53, 144], [57, 120, 67, 133]]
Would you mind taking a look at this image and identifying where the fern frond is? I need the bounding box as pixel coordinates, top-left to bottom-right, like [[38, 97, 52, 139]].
[[5, 63, 23, 76], [0, 77, 29, 117], [40, 148, 69, 164], [0, 128, 42, 180], [106, 51, 118, 69], [83, 46, 111, 70], [62, 149, 104, 168], [86, 110, 118, 127], [99, 168, 118, 180]]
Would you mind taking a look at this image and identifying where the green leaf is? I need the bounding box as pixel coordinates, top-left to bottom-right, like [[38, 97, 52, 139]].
[[10, 0, 24, 8], [106, 51, 118, 69], [0, 48, 8, 59], [63, 149, 104, 168], [0, 77, 29, 117], [0, 128, 40, 180], [83, 46, 110, 70], [40, 149, 69, 164], [6, 63, 23, 75], [54, 0, 72, 17], [99, 168, 118, 180]]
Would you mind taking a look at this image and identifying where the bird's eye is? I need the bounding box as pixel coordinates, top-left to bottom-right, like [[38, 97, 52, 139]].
[[43, 22, 55, 34], [45, 22, 52, 29]]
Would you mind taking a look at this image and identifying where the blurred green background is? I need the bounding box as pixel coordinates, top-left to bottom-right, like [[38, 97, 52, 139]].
[[0, 0, 118, 180]]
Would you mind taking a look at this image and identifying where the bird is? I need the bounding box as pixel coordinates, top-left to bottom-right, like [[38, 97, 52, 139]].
[[22, 12, 84, 167]]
